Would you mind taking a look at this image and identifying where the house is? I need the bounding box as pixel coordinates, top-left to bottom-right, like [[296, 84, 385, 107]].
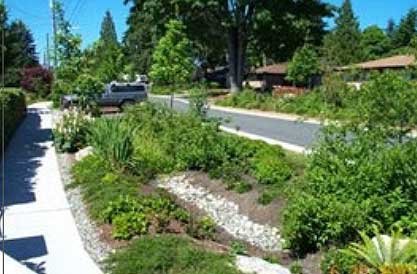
[[249, 63, 321, 90], [249, 63, 291, 90], [337, 55, 416, 72], [336, 55, 416, 89]]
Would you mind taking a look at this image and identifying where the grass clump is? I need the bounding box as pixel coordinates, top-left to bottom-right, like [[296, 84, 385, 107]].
[[105, 235, 242, 274]]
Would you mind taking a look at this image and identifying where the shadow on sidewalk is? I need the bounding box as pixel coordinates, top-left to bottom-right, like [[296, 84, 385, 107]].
[[0, 235, 48, 274], [0, 107, 52, 207]]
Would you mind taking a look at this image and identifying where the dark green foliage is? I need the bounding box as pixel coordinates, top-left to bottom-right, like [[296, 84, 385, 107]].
[[105, 235, 242, 274], [360, 25, 391, 60], [0, 3, 38, 87], [0, 89, 26, 150], [391, 9, 417, 49], [100, 11, 118, 46], [322, 0, 362, 66]]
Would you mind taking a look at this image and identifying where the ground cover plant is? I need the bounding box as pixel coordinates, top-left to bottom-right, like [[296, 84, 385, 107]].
[[105, 235, 242, 274]]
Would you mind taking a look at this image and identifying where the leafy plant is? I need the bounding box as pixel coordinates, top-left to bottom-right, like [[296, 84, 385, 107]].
[[230, 241, 247, 256], [286, 45, 320, 87], [112, 211, 149, 240], [321, 248, 359, 274], [53, 110, 90, 152], [88, 118, 136, 170], [344, 229, 417, 271], [149, 19, 194, 86], [21, 66, 53, 98], [187, 216, 217, 240]]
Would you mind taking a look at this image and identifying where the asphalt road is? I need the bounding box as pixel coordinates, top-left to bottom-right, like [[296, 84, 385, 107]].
[[149, 96, 322, 148]]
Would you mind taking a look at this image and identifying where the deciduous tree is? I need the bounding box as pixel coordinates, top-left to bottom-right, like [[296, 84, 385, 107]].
[[149, 20, 194, 86]]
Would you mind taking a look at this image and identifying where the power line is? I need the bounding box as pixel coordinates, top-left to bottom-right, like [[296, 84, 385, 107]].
[[8, 2, 50, 22], [68, 0, 84, 23]]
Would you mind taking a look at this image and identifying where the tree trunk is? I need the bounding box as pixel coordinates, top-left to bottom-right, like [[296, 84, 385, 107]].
[[228, 26, 246, 93]]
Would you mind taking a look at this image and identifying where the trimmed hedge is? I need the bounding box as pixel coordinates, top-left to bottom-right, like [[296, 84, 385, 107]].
[[0, 88, 26, 149]]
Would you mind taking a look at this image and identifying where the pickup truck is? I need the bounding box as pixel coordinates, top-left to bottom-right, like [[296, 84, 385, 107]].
[[61, 82, 148, 110]]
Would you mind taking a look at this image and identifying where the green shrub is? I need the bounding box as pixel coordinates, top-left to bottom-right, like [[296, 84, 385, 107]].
[[0, 89, 26, 150], [88, 118, 136, 171], [105, 235, 241, 274], [187, 216, 217, 240], [321, 248, 358, 274], [252, 154, 292, 185], [112, 211, 149, 240], [284, 122, 417, 255], [53, 110, 90, 152], [124, 103, 295, 198]]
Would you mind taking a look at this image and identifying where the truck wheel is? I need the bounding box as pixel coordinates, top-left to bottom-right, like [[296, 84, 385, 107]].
[[120, 100, 135, 111]]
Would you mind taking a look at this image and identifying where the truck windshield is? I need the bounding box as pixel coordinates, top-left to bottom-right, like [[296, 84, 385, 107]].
[[111, 85, 145, 93]]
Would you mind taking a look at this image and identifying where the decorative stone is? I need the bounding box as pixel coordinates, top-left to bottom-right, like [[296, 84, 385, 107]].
[[75, 146, 94, 161], [236, 255, 291, 274], [156, 175, 283, 252]]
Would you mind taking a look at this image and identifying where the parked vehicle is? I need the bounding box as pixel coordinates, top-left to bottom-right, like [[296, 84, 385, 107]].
[[61, 82, 148, 110]]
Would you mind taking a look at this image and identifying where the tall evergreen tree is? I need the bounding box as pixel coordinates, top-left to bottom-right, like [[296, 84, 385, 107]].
[[360, 25, 390, 60], [386, 18, 396, 40], [322, 0, 362, 66], [100, 11, 118, 45], [392, 9, 417, 49], [0, 4, 38, 86], [7, 20, 38, 67]]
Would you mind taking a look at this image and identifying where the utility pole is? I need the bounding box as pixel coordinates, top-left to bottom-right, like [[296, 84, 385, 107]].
[[50, 0, 58, 68], [46, 33, 50, 68]]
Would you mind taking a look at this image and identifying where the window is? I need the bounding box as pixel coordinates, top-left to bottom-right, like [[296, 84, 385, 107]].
[[112, 85, 145, 93]]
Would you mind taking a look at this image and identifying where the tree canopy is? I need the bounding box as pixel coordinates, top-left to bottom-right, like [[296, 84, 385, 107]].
[[100, 11, 118, 46], [0, 3, 38, 86], [322, 0, 362, 66], [123, 0, 331, 92], [149, 19, 194, 86]]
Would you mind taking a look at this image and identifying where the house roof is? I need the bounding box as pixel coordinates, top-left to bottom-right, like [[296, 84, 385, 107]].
[[254, 63, 288, 74], [338, 55, 416, 70]]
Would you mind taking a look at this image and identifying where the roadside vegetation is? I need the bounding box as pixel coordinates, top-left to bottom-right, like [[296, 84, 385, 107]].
[[216, 71, 417, 122], [0, 88, 26, 150]]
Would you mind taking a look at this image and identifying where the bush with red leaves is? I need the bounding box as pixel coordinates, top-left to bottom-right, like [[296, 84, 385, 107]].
[[21, 66, 53, 97]]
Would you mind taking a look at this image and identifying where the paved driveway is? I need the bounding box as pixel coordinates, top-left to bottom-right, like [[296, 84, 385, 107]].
[[150, 96, 322, 149], [1, 102, 101, 274]]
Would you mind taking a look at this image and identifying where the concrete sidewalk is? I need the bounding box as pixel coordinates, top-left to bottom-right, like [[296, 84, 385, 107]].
[[1, 102, 101, 274]]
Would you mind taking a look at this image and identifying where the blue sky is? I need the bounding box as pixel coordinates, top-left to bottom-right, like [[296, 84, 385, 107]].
[[5, 0, 417, 62]]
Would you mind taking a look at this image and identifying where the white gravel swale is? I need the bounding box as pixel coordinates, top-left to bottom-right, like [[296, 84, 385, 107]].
[[157, 175, 283, 252]]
